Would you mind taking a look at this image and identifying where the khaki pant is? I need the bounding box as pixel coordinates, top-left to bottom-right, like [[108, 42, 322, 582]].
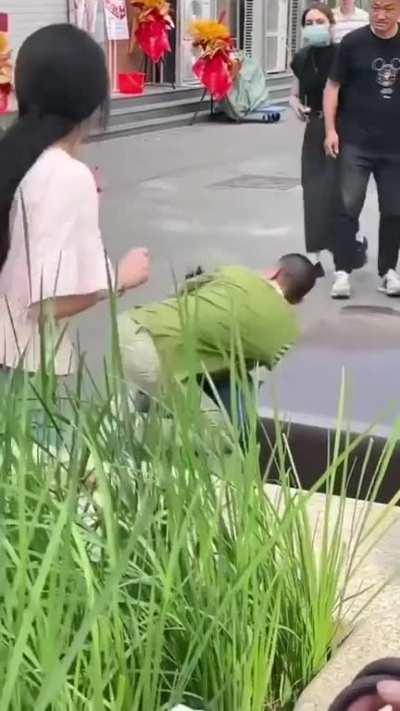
[[117, 314, 227, 430], [118, 314, 161, 395]]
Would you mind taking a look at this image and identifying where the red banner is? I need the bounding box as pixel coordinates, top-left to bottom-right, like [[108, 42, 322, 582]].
[[189, 19, 235, 100], [0, 13, 8, 32], [193, 54, 233, 101], [135, 13, 171, 62], [130, 0, 173, 63]]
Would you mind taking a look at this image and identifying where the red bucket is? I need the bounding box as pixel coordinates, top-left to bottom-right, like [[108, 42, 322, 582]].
[[118, 72, 145, 95]]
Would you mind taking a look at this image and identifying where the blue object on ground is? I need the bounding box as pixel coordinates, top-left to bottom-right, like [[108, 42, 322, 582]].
[[241, 104, 286, 123]]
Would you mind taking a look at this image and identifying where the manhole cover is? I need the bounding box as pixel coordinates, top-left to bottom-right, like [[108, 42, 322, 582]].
[[341, 305, 400, 317], [212, 174, 300, 191]]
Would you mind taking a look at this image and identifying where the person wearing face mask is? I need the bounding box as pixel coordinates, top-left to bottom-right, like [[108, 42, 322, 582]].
[[290, 3, 337, 275]]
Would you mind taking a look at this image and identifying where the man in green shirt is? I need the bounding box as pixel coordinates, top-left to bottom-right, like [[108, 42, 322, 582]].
[[118, 253, 317, 428]]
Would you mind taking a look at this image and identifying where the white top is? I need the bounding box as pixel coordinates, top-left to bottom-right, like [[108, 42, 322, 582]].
[[333, 6, 369, 43], [0, 147, 113, 374]]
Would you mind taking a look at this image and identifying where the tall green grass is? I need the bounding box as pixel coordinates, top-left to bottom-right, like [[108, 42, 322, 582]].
[[0, 349, 398, 710]]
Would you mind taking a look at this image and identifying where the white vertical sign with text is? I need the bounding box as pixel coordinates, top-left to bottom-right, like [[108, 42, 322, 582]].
[[103, 0, 129, 41]]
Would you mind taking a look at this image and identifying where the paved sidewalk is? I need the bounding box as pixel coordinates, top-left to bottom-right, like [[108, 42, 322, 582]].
[[76, 116, 400, 428]]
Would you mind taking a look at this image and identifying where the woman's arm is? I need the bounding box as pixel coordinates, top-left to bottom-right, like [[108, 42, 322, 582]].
[[289, 78, 310, 121], [29, 247, 150, 321], [30, 291, 105, 321]]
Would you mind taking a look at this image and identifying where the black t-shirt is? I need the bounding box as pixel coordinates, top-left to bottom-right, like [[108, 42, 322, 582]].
[[330, 25, 400, 151], [291, 45, 336, 111]]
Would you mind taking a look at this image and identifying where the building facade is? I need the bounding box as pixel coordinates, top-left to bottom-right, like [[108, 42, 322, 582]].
[[2, 0, 301, 89], [1, 1, 68, 54], [244, 0, 302, 75], [2, 0, 243, 88]]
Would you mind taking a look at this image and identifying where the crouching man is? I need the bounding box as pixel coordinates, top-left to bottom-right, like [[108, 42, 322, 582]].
[[117, 254, 317, 438]]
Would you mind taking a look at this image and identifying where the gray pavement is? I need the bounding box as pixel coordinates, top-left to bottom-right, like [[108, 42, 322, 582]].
[[78, 114, 400, 429]]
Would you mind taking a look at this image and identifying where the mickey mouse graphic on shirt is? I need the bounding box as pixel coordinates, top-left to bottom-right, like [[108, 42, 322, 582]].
[[372, 57, 400, 98]]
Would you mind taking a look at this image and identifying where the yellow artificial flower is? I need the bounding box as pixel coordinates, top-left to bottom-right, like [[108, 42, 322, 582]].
[[189, 19, 230, 44], [131, 0, 170, 11], [0, 32, 9, 55]]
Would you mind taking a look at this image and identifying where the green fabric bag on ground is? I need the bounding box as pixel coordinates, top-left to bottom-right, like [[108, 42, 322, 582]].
[[218, 55, 269, 121]]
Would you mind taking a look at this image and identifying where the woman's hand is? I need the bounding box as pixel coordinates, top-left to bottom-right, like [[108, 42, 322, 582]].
[[29, 248, 150, 322], [289, 95, 311, 121], [117, 248, 150, 292]]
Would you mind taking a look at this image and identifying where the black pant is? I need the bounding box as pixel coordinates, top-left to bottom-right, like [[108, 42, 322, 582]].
[[334, 144, 400, 276], [199, 373, 270, 475], [301, 116, 337, 253], [199, 372, 253, 438]]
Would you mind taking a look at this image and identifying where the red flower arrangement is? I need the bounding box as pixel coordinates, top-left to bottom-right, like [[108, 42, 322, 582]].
[[0, 31, 12, 114], [129, 0, 174, 64], [189, 17, 235, 101]]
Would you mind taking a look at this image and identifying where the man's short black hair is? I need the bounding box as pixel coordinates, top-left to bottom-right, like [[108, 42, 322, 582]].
[[277, 253, 318, 304]]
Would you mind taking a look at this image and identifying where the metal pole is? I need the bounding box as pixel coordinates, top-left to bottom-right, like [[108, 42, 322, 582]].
[[190, 88, 208, 125]]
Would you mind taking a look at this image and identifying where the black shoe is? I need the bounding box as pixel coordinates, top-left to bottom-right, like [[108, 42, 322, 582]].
[[353, 237, 368, 270]]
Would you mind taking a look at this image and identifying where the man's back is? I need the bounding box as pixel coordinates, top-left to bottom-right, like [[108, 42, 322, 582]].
[[131, 266, 298, 381]]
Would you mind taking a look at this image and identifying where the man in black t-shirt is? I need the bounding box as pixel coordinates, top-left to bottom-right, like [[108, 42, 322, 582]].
[[324, 0, 400, 299]]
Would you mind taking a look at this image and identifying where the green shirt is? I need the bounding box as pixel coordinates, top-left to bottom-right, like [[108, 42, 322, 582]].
[[128, 266, 298, 381]]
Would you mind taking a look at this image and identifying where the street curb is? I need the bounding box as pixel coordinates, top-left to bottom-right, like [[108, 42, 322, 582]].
[[286, 488, 400, 710], [295, 593, 400, 710], [259, 414, 400, 504]]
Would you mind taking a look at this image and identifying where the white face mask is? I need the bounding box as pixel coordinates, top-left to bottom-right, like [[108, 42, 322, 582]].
[[302, 24, 331, 46]]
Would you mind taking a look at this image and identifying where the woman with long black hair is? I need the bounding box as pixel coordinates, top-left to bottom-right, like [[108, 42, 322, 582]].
[[0, 24, 149, 374]]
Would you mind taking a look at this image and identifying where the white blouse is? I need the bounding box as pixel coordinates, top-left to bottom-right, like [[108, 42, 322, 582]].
[[0, 147, 113, 374], [333, 7, 369, 43]]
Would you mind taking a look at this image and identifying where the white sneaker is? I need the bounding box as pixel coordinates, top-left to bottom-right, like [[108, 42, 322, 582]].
[[331, 271, 351, 299], [379, 269, 400, 296]]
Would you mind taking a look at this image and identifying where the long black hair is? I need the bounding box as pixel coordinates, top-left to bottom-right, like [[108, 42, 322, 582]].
[[0, 24, 109, 271]]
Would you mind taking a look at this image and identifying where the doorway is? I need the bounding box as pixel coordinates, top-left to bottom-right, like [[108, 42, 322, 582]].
[[264, 0, 289, 73], [176, 0, 217, 85]]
